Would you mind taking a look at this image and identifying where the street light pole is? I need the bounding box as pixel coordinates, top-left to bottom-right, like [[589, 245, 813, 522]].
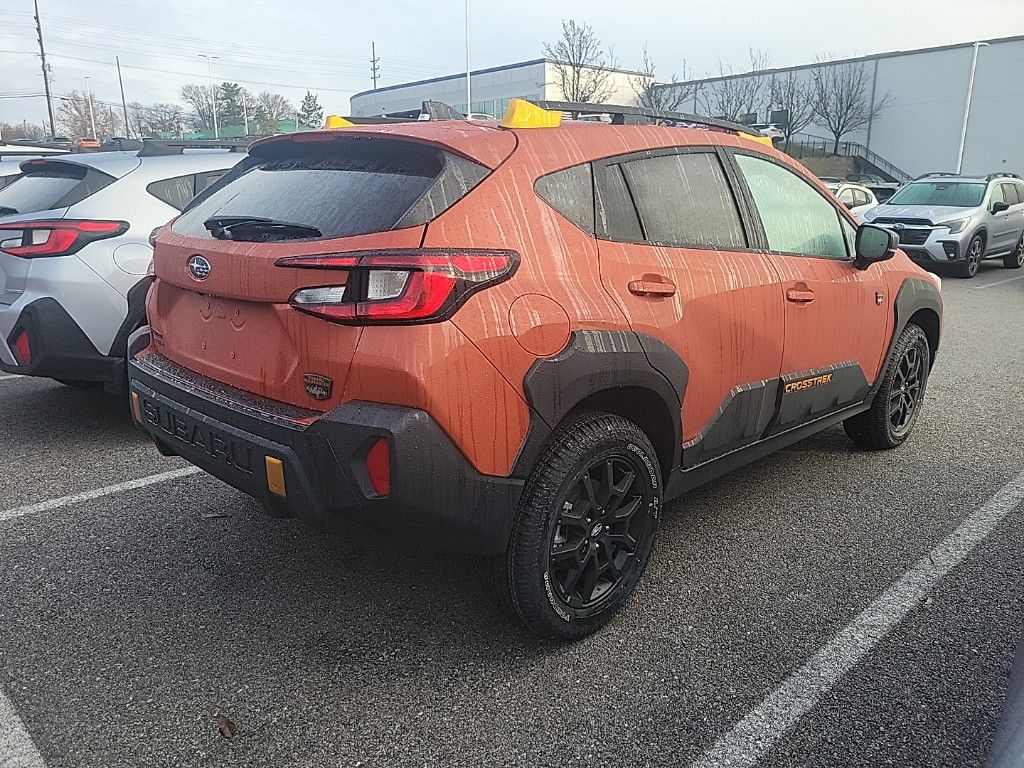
[[84, 75, 97, 138], [464, 0, 471, 115], [955, 41, 988, 175], [199, 54, 219, 139]]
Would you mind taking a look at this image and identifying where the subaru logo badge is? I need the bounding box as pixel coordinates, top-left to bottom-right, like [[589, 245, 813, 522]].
[[187, 254, 211, 281], [892, 222, 906, 231]]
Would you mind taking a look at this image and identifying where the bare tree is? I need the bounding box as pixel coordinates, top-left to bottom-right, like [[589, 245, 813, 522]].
[[180, 83, 215, 131], [543, 19, 616, 104], [56, 91, 121, 139], [631, 45, 698, 112], [254, 91, 294, 135], [811, 58, 893, 154], [128, 102, 185, 138], [769, 70, 816, 151], [700, 49, 770, 123], [0, 122, 45, 140]]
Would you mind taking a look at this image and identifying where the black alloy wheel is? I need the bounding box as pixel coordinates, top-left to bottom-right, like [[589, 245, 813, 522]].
[[548, 455, 651, 611], [887, 341, 925, 439], [1003, 235, 1024, 269]]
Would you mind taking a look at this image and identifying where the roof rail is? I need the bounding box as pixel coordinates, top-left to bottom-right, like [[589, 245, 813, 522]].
[[138, 138, 252, 157], [986, 172, 1021, 181], [914, 171, 959, 180], [534, 100, 758, 136]]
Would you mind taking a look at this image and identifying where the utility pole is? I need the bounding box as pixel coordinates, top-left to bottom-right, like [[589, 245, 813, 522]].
[[33, 0, 56, 137], [370, 42, 380, 89], [116, 56, 130, 138], [242, 96, 249, 136], [84, 75, 97, 138], [198, 54, 219, 138]]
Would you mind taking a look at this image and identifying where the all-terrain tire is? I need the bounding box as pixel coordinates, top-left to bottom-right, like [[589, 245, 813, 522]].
[[844, 323, 931, 450], [1002, 235, 1024, 269], [954, 234, 984, 278], [498, 412, 662, 641]]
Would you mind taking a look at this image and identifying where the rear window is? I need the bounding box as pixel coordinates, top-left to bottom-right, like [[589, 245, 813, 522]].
[[0, 161, 115, 215], [174, 137, 489, 241]]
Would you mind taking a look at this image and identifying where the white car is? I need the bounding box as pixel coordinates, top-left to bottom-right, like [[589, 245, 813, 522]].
[[826, 181, 879, 221], [749, 123, 785, 141], [0, 142, 246, 391]]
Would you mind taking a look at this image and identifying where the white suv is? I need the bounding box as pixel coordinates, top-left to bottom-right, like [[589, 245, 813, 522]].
[[0, 142, 247, 391]]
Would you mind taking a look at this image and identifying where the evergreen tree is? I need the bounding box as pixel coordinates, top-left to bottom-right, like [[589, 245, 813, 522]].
[[298, 91, 324, 128]]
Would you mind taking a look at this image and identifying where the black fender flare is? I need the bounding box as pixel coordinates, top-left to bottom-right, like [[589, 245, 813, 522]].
[[511, 330, 687, 479], [869, 276, 943, 401]]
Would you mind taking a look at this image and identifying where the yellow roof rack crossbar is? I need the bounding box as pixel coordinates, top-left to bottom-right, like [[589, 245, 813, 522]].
[[500, 99, 562, 129]]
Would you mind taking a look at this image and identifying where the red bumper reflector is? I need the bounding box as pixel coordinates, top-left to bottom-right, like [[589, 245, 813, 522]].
[[365, 438, 391, 497], [12, 329, 31, 365]]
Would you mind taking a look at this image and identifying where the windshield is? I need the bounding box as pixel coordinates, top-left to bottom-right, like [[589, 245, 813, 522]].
[[887, 181, 987, 208]]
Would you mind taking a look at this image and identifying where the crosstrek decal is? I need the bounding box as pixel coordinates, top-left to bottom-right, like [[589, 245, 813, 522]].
[[784, 373, 833, 393]]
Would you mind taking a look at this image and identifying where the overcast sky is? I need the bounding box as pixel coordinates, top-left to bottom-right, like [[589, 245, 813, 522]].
[[2, 0, 1022, 128]]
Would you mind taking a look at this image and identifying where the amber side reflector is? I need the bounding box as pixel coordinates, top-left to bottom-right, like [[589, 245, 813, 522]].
[[129, 391, 143, 424], [738, 132, 774, 147], [265, 456, 287, 497], [500, 98, 562, 129]]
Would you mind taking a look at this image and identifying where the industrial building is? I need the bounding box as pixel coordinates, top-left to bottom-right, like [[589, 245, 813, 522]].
[[349, 58, 651, 119], [659, 35, 1024, 178]]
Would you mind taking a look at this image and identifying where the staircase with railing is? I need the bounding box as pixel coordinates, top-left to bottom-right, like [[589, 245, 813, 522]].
[[788, 133, 912, 184]]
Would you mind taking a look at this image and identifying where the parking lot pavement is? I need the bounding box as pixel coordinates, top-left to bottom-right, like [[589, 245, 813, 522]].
[[0, 262, 1022, 768]]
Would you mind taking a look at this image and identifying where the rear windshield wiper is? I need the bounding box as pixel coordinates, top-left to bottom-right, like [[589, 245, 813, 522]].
[[0, 206, 19, 215], [203, 216, 321, 241]]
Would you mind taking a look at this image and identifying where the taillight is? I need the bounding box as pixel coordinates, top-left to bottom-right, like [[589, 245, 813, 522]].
[[0, 219, 129, 258], [278, 249, 518, 325]]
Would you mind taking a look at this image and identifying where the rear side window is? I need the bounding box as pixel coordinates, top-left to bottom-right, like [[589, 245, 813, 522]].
[[174, 137, 488, 241], [147, 174, 196, 211], [0, 162, 115, 214], [622, 152, 746, 249], [595, 164, 643, 242], [535, 164, 595, 233], [735, 154, 848, 259]]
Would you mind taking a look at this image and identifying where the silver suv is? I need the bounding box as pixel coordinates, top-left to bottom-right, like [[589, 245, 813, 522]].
[[863, 172, 1024, 278], [0, 141, 247, 391]]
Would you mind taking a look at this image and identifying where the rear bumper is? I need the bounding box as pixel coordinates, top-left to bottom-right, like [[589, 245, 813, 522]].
[[127, 336, 523, 555], [0, 278, 150, 391]]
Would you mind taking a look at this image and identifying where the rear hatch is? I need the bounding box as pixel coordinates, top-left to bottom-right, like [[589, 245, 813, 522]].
[[0, 157, 123, 305], [151, 127, 514, 409]]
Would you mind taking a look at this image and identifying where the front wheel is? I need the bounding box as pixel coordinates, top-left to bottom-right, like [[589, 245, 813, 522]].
[[1003, 235, 1024, 269], [844, 323, 931, 449], [955, 234, 984, 278], [500, 413, 662, 640]]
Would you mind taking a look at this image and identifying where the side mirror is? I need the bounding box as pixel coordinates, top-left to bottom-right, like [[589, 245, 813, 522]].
[[992, 201, 1010, 214], [854, 224, 898, 270]]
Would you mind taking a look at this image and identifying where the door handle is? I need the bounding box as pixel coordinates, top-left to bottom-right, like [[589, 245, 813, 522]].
[[628, 278, 676, 297], [786, 288, 815, 303]]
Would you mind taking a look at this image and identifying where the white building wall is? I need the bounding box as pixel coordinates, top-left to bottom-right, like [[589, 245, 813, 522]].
[[350, 60, 650, 119], [668, 37, 1024, 178]]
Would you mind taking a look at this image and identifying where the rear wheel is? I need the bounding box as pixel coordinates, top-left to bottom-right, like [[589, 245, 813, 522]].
[[844, 323, 930, 450], [955, 234, 984, 278], [1003, 235, 1024, 269], [499, 413, 661, 640]]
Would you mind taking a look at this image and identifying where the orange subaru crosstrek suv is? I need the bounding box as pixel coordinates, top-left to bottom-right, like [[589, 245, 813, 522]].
[[128, 100, 942, 639]]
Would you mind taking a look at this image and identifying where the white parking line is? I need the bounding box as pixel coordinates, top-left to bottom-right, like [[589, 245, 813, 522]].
[[0, 467, 203, 524], [0, 690, 45, 768], [975, 274, 1024, 289], [691, 468, 1024, 768]]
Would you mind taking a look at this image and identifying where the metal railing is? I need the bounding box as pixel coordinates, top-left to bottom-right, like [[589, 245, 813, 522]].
[[788, 133, 911, 183]]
